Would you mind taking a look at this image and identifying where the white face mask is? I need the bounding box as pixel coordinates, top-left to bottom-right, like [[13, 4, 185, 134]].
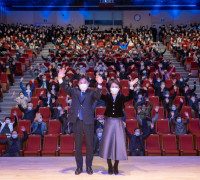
[[38, 118, 42, 123], [135, 132, 140, 136], [110, 88, 119, 95], [5, 119, 11, 124], [97, 133, 102, 138], [79, 84, 88, 91], [47, 94, 51, 98], [12, 134, 18, 139], [20, 95, 24, 99], [57, 106, 62, 110], [28, 107, 32, 111], [177, 118, 181, 123]]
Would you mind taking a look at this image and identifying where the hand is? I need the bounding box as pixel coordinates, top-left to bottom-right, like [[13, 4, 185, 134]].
[[20, 77, 24, 82], [171, 111, 175, 118], [185, 112, 189, 117], [137, 108, 141, 114], [13, 111, 17, 116], [38, 100, 41, 105], [12, 91, 16, 97], [30, 65, 33, 70], [173, 79, 176, 84], [129, 78, 138, 87], [150, 123, 154, 129], [174, 86, 177, 91], [146, 83, 149, 88], [146, 98, 149, 102], [31, 79, 34, 83], [58, 68, 66, 79], [21, 126, 26, 132], [96, 75, 103, 84], [165, 98, 169, 103], [16, 99, 20, 105], [149, 79, 152, 84], [123, 122, 126, 127], [180, 98, 183, 103], [155, 106, 159, 112], [188, 72, 192, 76], [40, 91, 44, 96]]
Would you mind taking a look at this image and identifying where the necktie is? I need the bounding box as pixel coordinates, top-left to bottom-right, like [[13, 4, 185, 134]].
[[79, 92, 85, 120]]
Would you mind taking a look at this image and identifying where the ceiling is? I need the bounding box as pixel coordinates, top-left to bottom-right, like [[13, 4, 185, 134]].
[[1, 0, 200, 11]]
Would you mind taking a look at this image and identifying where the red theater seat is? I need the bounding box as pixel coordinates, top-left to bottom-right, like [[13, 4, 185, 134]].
[[95, 107, 106, 117], [11, 107, 23, 120], [156, 119, 170, 134], [126, 119, 138, 134], [145, 135, 161, 156], [125, 107, 136, 119], [179, 134, 197, 156], [18, 120, 31, 136], [31, 97, 40, 109], [59, 135, 74, 156], [161, 134, 179, 155], [188, 119, 200, 135], [39, 107, 51, 121], [48, 120, 61, 135], [24, 135, 41, 156], [149, 96, 159, 107], [41, 135, 58, 156]]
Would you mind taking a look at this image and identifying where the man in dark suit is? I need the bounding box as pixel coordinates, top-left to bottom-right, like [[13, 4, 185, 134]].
[[17, 100, 40, 123], [125, 127, 151, 156], [58, 68, 103, 175], [0, 126, 28, 157], [37, 75, 50, 89]]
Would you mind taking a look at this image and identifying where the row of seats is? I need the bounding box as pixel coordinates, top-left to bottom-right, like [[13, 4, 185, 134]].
[[1, 134, 200, 156]]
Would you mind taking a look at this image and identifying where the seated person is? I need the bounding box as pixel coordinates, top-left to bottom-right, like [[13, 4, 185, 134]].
[[20, 77, 35, 100], [136, 106, 159, 135], [31, 113, 47, 139], [169, 111, 189, 135], [0, 126, 28, 157], [125, 126, 151, 156], [39, 90, 55, 107], [0, 112, 18, 135], [17, 100, 40, 123], [12, 91, 28, 109], [136, 98, 153, 119], [93, 128, 103, 156]]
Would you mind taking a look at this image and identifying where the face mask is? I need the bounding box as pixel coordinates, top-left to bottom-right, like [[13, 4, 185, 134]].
[[138, 95, 142, 99], [57, 106, 62, 110], [177, 118, 181, 123], [80, 65, 83, 68], [120, 64, 123, 68], [97, 133, 102, 138], [141, 63, 144, 66], [12, 134, 18, 139], [28, 107, 32, 111], [135, 132, 140, 136], [99, 71, 103, 75], [161, 84, 165, 88], [5, 119, 11, 124], [38, 118, 42, 123], [6, 66, 9, 68], [165, 94, 169, 98], [43, 79, 46, 81], [52, 86, 55, 89], [137, 87, 140, 90], [47, 94, 51, 98], [157, 79, 161, 82], [79, 84, 88, 91], [110, 88, 119, 95], [99, 65, 102, 67], [172, 106, 176, 111], [20, 95, 24, 99]]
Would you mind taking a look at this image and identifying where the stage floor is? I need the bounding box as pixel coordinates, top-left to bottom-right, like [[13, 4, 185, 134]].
[[0, 157, 200, 180]]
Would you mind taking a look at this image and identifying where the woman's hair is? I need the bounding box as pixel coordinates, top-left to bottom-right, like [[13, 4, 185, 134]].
[[107, 79, 122, 92]]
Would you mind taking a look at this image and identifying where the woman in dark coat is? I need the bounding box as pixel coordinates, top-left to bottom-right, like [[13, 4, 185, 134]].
[[99, 78, 138, 175]]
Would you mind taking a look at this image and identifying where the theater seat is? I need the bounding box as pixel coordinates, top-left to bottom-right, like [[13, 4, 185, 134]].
[[48, 120, 61, 135], [11, 107, 23, 120], [152, 107, 164, 119], [188, 119, 200, 135], [125, 107, 136, 119], [149, 96, 159, 107], [195, 136, 200, 155], [18, 120, 31, 136], [35, 88, 46, 98], [95, 107, 106, 117], [30, 97, 40, 109], [161, 134, 179, 156], [145, 135, 161, 156], [181, 106, 192, 118], [59, 135, 74, 156], [0, 135, 7, 156], [24, 135, 41, 156], [126, 119, 138, 134], [41, 135, 58, 156], [39, 107, 51, 121], [156, 119, 170, 134], [56, 97, 67, 107], [179, 134, 197, 156]]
